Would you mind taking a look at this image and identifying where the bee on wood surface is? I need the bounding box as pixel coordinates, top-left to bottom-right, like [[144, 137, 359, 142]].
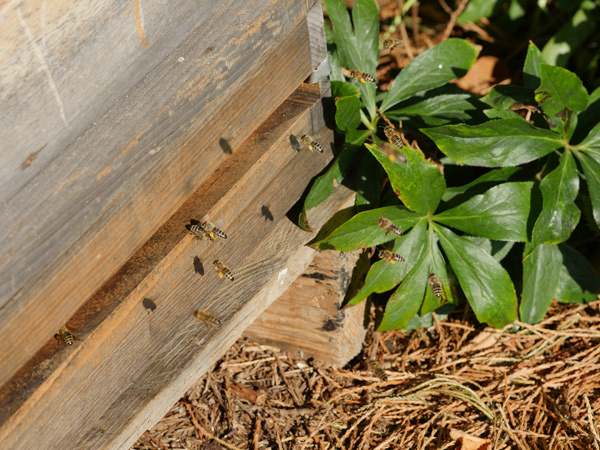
[[383, 126, 403, 148], [378, 249, 405, 264], [57, 326, 74, 345], [187, 223, 212, 241], [194, 310, 221, 326], [368, 361, 388, 381], [428, 273, 443, 298], [300, 135, 324, 153], [200, 221, 227, 240], [213, 260, 234, 281], [378, 217, 403, 237], [382, 39, 402, 50], [349, 69, 375, 83]]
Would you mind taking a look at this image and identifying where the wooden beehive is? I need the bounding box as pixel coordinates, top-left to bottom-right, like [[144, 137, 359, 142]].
[[0, 1, 355, 448]]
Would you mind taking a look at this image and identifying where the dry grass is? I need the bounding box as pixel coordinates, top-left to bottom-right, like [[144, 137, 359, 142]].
[[132, 300, 600, 449]]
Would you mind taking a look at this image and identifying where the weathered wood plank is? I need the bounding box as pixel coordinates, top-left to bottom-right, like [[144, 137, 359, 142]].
[[0, 2, 318, 387], [0, 86, 338, 450], [245, 249, 367, 368]]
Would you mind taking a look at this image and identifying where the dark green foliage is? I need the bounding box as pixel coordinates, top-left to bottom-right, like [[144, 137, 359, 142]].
[[301, 0, 600, 331]]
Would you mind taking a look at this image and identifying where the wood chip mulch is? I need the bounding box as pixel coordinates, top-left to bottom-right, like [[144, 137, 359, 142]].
[[132, 300, 600, 449]]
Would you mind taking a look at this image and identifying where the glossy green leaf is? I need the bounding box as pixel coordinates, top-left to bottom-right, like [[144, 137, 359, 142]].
[[435, 182, 533, 241], [520, 244, 562, 324], [347, 221, 428, 306], [436, 225, 518, 328], [532, 151, 580, 246], [366, 143, 446, 214], [457, 0, 503, 23], [378, 240, 430, 331], [385, 93, 476, 125], [571, 86, 600, 145], [461, 237, 514, 262], [312, 206, 423, 251], [523, 42, 545, 89], [380, 39, 477, 112], [535, 64, 588, 136], [325, 26, 345, 82], [299, 145, 360, 231], [541, 3, 596, 67], [579, 121, 600, 159], [323, 0, 378, 118], [352, 0, 379, 71], [442, 167, 520, 204], [554, 244, 600, 303], [331, 80, 361, 98], [576, 152, 600, 228], [335, 95, 362, 132], [481, 85, 536, 113], [422, 119, 563, 167], [355, 151, 383, 209]]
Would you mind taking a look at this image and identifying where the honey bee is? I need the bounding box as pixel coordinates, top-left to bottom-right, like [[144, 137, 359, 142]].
[[428, 273, 443, 298], [193, 310, 221, 326], [200, 221, 227, 240], [382, 39, 402, 50], [368, 361, 388, 381], [378, 217, 403, 237], [349, 70, 375, 83], [187, 221, 227, 241], [213, 260, 234, 281], [379, 249, 405, 264], [57, 325, 74, 345], [384, 126, 403, 148], [300, 135, 324, 153]]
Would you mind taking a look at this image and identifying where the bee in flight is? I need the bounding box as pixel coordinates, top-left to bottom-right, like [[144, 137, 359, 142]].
[[349, 69, 375, 83], [378, 249, 405, 264], [187, 221, 227, 241], [300, 135, 324, 153], [193, 310, 221, 326], [378, 217, 403, 237], [213, 260, 234, 281], [382, 39, 402, 50], [57, 325, 74, 345], [384, 126, 403, 148], [428, 273, 443, 298], [368, 360, 388, 381]]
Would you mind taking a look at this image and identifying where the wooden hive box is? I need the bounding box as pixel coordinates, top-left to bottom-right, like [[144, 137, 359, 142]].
[[0, 1, 352, 448]]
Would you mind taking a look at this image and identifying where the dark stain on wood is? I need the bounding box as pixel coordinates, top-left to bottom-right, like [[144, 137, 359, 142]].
[[320, 310, 345, 332], [193, 256, 204, 275]]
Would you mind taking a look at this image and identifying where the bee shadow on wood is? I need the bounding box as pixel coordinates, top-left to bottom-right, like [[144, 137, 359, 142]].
[[142, 298, 157, 314], [261, 205, 274, 222], [219, 137, 233, 154], [289, 134, 302, 152], [193, 256, 205, 275]]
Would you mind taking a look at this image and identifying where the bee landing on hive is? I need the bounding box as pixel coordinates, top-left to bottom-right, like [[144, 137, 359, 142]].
[[213, 260, 234, 281], [193, 310, 221, 326], [300, 135, 324, 153], [56, 326, 74, 345], [186, 221, 227, 241]]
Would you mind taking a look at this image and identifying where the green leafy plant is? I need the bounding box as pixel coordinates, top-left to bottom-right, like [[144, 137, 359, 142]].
[[301, 0, 600, 331]]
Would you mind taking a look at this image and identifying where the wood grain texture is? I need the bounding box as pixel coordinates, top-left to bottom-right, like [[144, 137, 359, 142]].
[[0, 86, 338, 450], [0, 1, 318, 387], [245, 249, 367, 367], [306, 0, 331, 132]]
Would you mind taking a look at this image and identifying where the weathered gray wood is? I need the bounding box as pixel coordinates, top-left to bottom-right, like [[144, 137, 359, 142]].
[[245, 248, 367, 368], [0, 1, 318, 387], [306, 0, 331, 132], [0, 85, 336, 450]]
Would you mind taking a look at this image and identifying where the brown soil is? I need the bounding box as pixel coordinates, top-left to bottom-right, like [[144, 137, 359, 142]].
[[131, 300, 600, 450]]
